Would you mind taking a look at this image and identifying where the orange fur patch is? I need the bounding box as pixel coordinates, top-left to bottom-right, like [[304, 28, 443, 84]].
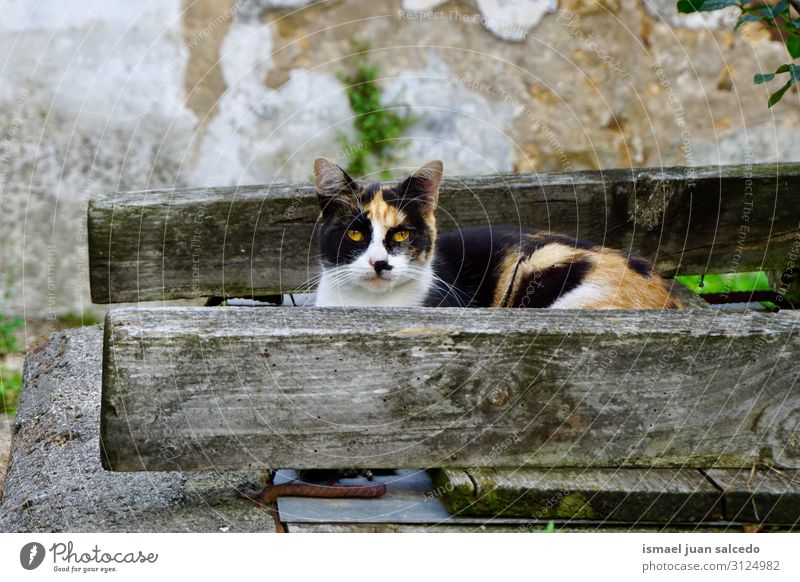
[[492, 251, 522, 307], [521, 242, 579, 273], [579, 251, 681, 309], [494, 241, 681, 309], [364, 190, 405, 229]]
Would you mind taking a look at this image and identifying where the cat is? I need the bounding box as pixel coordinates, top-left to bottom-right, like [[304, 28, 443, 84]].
[[312, 157, 681, 310]]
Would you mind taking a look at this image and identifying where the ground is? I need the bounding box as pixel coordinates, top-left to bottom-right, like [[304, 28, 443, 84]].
[[0, 325, 277, 532]]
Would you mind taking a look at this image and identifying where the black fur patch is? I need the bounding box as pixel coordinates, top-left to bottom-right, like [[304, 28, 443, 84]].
[[361, 182, 381, 201], [626, 256, 653, 278], [427, 226, 595, 307], [427, 226, 526, 306], [317, 212, 372, 267], [507, 259, 593, 308]]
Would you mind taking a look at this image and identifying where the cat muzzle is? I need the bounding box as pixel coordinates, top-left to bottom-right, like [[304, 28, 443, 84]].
[[373, 260, 393, 275]]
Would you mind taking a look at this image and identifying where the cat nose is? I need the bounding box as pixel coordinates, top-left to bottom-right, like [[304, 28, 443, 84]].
[[373, 260, 392, 275]]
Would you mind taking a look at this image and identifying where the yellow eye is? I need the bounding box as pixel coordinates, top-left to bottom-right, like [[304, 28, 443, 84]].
[[392, 230, 410, 243], [346, 229, 364, 242]]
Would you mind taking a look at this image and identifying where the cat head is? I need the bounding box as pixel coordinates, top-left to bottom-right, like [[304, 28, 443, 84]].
[[313, 158, 443, 298]]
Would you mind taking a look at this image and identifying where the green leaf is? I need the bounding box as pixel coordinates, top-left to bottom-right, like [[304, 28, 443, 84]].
[[755, 63, 793, 85], [678, 0, 739, 12], [774, 0, 789, 14], [702, 0, 739, 9], [677, 0, 705, 13], [771, 0, 789, 17], [678, 0, 736, 12], [788, 36, 800, 59], [768, 80, 793, 107], [754, 72, 776, 84], [754, 0, 789, 20], [755, 63, 800, 106]]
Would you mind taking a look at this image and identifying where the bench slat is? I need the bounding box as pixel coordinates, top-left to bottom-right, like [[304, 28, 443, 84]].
[[704, 468, 800, 525], [431, 468, 723, 522], [100, 307, 800, 471], [88, 164, 800, 303], [284, 523, 737, 532]]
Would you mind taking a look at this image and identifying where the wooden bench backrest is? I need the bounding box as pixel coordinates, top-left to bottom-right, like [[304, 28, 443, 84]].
[[89, 164, 800, 303]]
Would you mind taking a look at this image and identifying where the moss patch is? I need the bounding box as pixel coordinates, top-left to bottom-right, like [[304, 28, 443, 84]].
[[433, 468, 602, 519], [555, 491, 598, 520]]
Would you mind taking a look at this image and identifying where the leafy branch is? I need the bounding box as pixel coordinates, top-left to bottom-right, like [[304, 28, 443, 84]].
[[677, 0, 800, 106]]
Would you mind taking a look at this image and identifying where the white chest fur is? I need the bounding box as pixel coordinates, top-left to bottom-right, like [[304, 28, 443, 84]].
[[314, 267, 433, 307]]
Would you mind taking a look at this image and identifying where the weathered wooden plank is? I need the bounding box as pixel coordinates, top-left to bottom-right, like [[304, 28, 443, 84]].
[[275, 469, 722, 532], [283, 523, 591, 532], [88, 164, 800, 302], [667, 281, 710, 310], [284, 523, 513, 532], [284, 522, 761, 532], [778, 309, 800, 322], [431, 468, 722, 522], [283, 524, 476, 532], [101, 307, 800, 471], [705, 468, 800, 525]]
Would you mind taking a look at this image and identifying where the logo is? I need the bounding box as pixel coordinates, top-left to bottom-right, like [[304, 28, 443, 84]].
[[20, 542, 46, 570]]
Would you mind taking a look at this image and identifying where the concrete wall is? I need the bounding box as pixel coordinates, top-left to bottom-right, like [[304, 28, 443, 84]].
[[1, 0, 797, 317]]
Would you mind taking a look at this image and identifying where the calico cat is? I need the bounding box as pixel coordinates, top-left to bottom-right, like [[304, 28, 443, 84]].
[[312, 157, 681, 309]]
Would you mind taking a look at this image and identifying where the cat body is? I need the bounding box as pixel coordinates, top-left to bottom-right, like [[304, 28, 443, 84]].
[[431, 226, 680, 309], [312, 158, 680, 310]]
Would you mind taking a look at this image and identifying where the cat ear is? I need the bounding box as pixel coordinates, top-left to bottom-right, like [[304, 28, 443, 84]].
[[399, 160, 443, 213], [313, 157, 357, 211]]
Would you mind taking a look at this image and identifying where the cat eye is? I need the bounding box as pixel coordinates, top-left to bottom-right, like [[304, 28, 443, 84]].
[[391, 230, 410, 243], [346, 229, 364, 242]]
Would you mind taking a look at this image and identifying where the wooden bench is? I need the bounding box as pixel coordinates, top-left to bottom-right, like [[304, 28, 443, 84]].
[[93, 164, 800, 531]]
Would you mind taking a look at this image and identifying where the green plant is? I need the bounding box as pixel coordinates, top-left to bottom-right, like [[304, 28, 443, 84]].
[[0, 366, 21, 414], [677, 0, 800, 106], [58, 311, 101, 327], [675, 271, 772, 294], [675, 270, 779, 306], [0, 317, 22, 356], [337, 39, 419, 178]]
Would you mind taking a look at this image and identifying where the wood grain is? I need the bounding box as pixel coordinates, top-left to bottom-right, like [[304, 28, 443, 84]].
[[431, 468, 723, 522], [667, 280, 711, 309], [101, 307, 800, 471], [705, 468, 800, 524], [88, 164, 800, 302]]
